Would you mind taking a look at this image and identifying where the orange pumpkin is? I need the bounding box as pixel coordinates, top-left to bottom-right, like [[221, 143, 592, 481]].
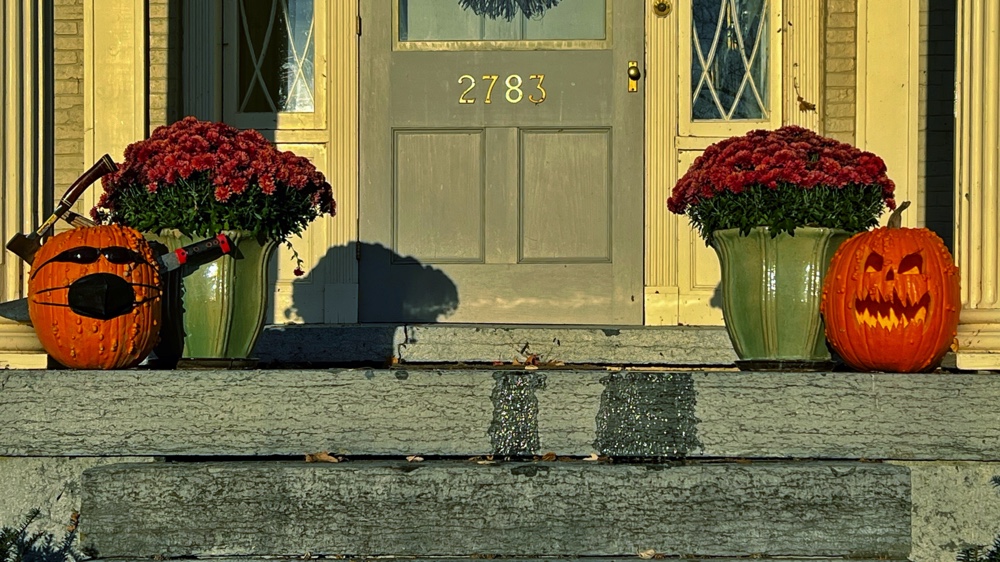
[[28, 225, 162, 369], [821, 202, 960, 372]]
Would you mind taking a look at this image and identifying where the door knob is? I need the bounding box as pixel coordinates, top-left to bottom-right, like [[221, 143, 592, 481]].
[[627, 61, 641, 92]]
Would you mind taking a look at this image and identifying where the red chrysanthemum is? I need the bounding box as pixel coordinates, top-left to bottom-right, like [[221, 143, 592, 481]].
[[667, 125, 895, 214], [93, 116, 336, 244]]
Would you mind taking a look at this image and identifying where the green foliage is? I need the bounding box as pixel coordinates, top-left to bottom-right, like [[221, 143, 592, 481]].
[[686, 183, 888, 246], [108, 175, 321, 242], [957, 477, 1000, 562], [959, 537, 1000, 562], [0, 510, 86, 562]]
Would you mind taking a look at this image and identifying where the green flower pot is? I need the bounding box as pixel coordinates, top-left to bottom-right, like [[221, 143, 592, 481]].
[[146, 231, 277, 363], [711, 227, 851, 370]]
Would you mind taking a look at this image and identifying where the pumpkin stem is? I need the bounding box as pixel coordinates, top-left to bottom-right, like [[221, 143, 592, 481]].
[[887, 201, 911, 229]]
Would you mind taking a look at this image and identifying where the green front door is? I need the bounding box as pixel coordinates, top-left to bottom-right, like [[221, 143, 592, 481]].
[[359, 0, 644, 323]]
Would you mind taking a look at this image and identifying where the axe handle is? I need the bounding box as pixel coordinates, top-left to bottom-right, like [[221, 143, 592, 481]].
[[36, 154, 116, 237], [62, 210, 96, 228]]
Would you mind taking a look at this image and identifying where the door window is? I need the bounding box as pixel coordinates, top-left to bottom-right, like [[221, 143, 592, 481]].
[[396, 0, 609, 49], [224, 0, 327, 129], [237, 0, 316, 112], [690, 0, 770, 121]]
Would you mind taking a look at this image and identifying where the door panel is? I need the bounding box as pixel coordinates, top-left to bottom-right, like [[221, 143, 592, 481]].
[[520, 130, 611, 262], [360, 0, 643, 324], [394, 131, 485, 262]]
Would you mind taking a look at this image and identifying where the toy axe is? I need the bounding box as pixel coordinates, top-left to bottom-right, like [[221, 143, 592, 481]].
[[6, 154, 116, 265]]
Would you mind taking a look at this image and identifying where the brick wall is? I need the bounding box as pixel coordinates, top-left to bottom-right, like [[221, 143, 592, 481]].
[[823, 0, 856, 144], [920, 0, 956, 249], [148, 0, 182, 129], [52, 0, 84, 190]]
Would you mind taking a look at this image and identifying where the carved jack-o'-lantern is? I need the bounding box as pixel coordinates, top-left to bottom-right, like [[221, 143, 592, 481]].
[[28, 225, 162, 369], [821, 202, 960, 373]]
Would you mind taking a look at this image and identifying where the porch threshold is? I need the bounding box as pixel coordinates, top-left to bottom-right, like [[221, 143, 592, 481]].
[[256, 324, 737, 367]]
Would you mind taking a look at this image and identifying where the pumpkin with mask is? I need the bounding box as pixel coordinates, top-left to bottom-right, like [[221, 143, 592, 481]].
[[821, 202, 960, 372], [28, 225, 162, 369]]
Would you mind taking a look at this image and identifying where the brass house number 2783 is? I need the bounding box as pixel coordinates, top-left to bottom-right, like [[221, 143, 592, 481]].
[[458, 74, 547, 105]]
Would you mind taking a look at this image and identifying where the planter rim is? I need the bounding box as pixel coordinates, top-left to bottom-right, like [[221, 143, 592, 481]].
[[147, 229, 273, 244], [712, 226, 852, 238]]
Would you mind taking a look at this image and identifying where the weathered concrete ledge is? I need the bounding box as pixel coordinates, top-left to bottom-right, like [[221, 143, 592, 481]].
[[255, 324, 737, 365], [96, 559, 893, 562], [3, 369, 997, 459], [81, 461, 910, 559]]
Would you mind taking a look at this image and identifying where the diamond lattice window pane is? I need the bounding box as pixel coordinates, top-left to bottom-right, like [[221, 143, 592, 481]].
[[691, 0, 769, 121], [238, 0, 315, 113]]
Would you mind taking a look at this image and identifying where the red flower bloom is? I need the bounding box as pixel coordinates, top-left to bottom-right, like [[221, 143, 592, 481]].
[[668, 126, 895, 214], [667, 126, 896, 245], [93, 116, 336, 244]]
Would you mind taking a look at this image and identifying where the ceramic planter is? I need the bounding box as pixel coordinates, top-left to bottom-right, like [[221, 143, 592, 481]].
[[711, 226, 851, 370], [146, 230, 277, 363]]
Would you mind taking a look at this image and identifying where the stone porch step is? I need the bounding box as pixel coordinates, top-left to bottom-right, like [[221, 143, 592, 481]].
[[80, 460, 910, 559], [254, 324, 737, 366], [3, 369, 996, 459]]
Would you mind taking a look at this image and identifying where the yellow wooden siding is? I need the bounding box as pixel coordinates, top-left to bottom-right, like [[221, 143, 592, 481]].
[[53, 0, 86, 192]]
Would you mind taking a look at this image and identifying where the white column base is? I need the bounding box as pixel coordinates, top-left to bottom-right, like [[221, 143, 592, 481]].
[[956, 309, 1000, 371], [0, 317, 46, 369], [955, 352, 1000, 371]]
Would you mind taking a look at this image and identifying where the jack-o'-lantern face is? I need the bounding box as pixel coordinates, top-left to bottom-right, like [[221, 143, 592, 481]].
[[821, 226, 960, 373], [854, 249, 930, 329], [28, 225, 162, 369]]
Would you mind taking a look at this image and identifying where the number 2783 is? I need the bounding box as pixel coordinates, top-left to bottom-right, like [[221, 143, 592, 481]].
[[458, 74, 546, 105]]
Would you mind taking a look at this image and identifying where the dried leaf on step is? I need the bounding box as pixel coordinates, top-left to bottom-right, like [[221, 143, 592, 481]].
[[638, 549, 657, 559], [540, 451, 557, 462], [305, 451, 341, 463], [583, 452, 600, 461], [406, 455, 424, 462], [525, 365, 539, 370], [468, 455, 496, 465]]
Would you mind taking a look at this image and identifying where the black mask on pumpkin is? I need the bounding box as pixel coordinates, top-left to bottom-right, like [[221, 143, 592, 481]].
[[29, 245, 159, 320], [67, 273, 137, 320]]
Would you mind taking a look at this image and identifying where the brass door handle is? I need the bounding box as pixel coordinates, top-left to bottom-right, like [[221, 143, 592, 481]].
[[653, 1, 672, 16], [628, 61, 641, 92]]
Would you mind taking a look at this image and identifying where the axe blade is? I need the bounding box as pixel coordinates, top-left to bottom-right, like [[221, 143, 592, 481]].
[[5, 233, 40, 265], [4, 154, 116, 265]]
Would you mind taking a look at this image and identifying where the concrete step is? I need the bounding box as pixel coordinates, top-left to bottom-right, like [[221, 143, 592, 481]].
[[91, 559, 895, 562], [3, 368, 996, 459], [80, 460, 910, 559], [255, 324, 737, 366]]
